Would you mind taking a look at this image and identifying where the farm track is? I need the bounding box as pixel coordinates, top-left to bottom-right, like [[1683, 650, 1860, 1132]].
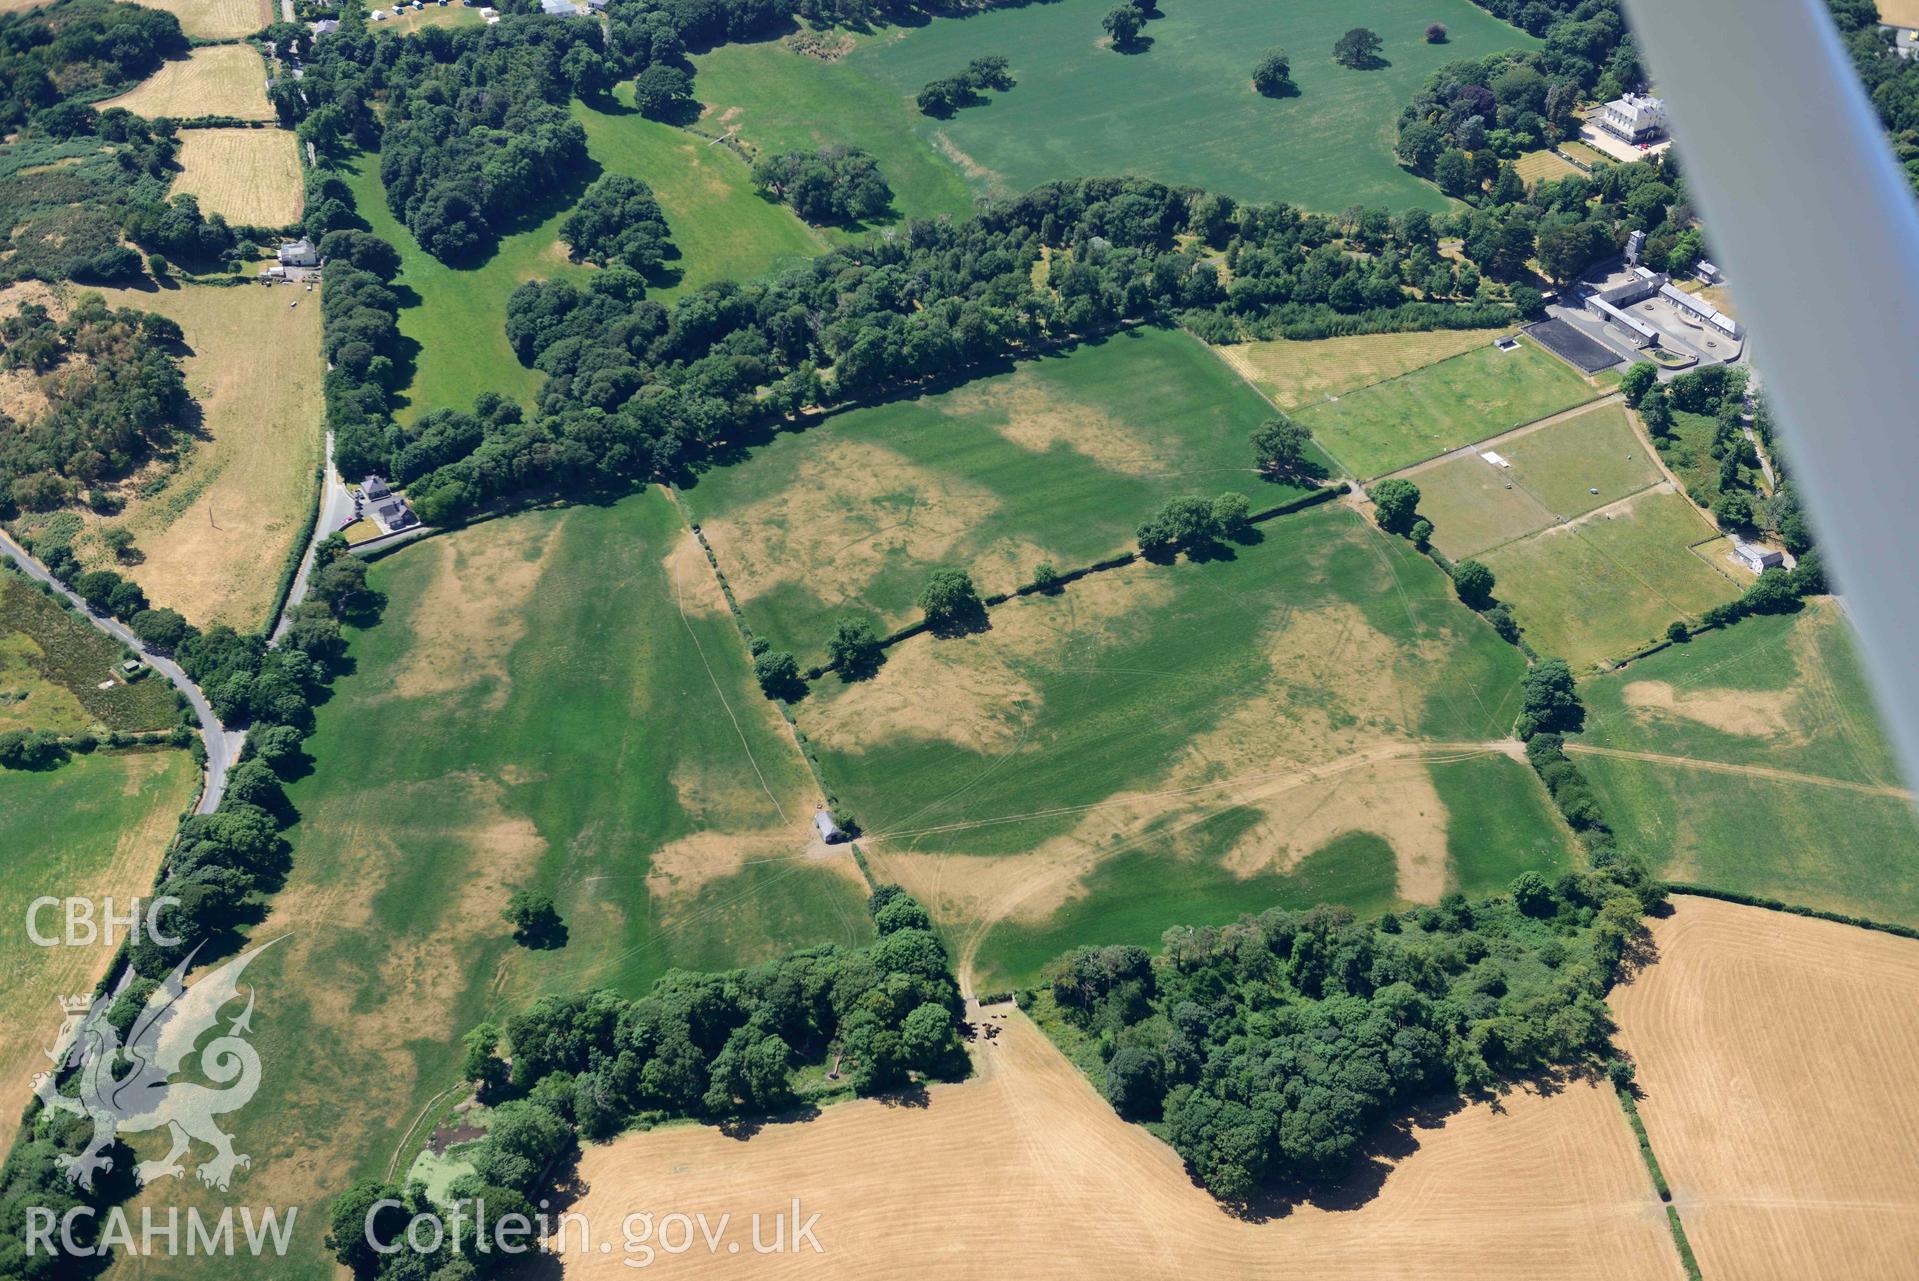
[[1564, 742, 1913, 799]]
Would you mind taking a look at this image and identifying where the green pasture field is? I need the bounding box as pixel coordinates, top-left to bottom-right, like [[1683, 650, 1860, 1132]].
[[692, 39, 977, 224], [118, 489, 872, 1280], [1430, 751, 1578, 891], [977, 751, 1575, 989], [1414, 401, 1659, 559], [0, 570, 180, 734], [979, 830, 1404, 990], [339, 92, 824, 421], [1479, 487, 1741, 669], [1580, 755, 1919, 929], [1572, 601, 1919, 924], [1578, 602, 1905, 788], [0, 750, 197, 1149], [339, 153, 584, 422], [680, 326, 1329, 658], [843, 0, 1537, 212], [1299, 338, 1600, 478], [800, 502, 1574, 988]]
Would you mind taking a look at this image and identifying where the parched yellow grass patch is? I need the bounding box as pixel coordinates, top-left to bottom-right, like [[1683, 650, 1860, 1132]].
[[562, 1003, 1682, 1280], [1214, 327, 1512, 410], [103, 45, 272, 121], [85, 280, 324, 629], [171, 128, 303, 227], [143, 0, 271, 39]]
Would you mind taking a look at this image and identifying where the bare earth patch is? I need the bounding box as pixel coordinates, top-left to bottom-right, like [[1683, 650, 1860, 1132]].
[[1620, 679, 1796, 739], [560, 1003, 1681, 1280], [1612, 896, 1919, 1280]]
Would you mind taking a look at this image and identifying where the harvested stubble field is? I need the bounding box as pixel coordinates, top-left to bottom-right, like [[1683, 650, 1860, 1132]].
[[844, 0, 1538, 213], [1573, 603, 1919, 924], [1612, 896, 1919, 1280], [140, 0, 271, 38], [0, 750, 198, 1151], [115, 490, 873, 1281], [560, 1002, 1682, 1280], [803, 502, 1576, 990], [170, 128, 303, 227], [1296, 338, 1600, 478], [684, 326, 1325, 658], [0, 570, 181, 733], [1409, 400, 1659, 559], [87, 279, 324, 630], [104, 45, 274, 122], [1478, 486, 1741, 669], [1212, 327, 1512, 411]]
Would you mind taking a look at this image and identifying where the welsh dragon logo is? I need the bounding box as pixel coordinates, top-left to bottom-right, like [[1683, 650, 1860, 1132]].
[[33, 938, 284, 1193]]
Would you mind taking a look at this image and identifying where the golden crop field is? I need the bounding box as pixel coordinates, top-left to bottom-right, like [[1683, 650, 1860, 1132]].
[[171, 128, 304, 227], [1613, 896, 1919, 1280], [103, 45, 273, 122], [561, 1003, 1682, 1280]]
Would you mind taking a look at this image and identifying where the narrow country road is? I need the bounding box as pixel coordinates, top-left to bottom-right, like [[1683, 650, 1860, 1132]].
[[272, 430, 355, 643], [0, 530, 243, 813]]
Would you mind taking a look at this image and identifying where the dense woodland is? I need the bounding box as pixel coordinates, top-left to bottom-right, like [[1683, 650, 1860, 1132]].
[[0, 297, 188, 513], [324, 174, 1527, 526], [328, 886, 967, 1279], [1830, 0, 1919, 197], [1048, 861, 1662, 1202], [0, 0, 185, 134]]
